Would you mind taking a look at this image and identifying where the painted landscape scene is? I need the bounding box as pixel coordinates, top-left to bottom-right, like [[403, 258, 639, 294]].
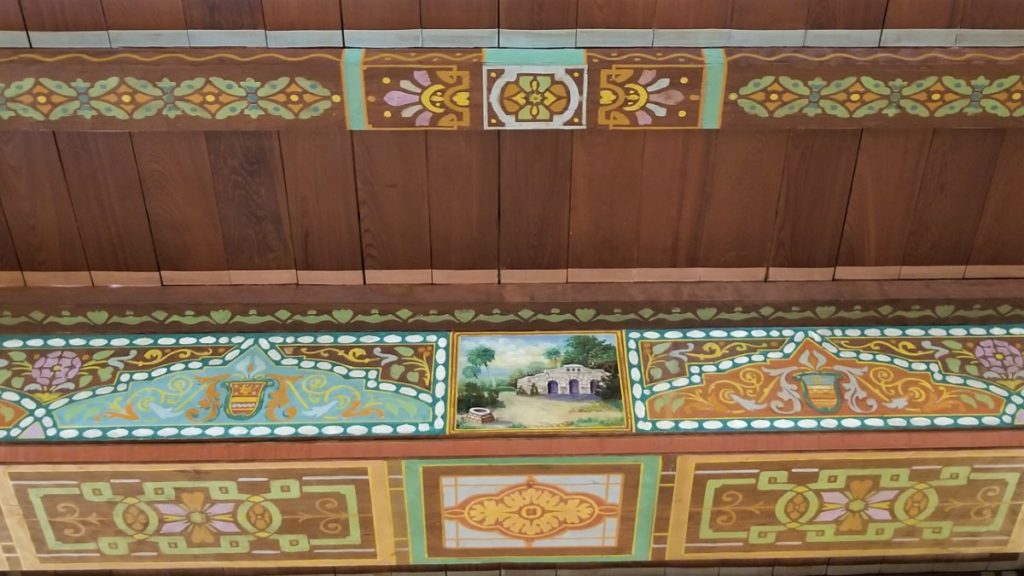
[[453, 332, 627, 432]]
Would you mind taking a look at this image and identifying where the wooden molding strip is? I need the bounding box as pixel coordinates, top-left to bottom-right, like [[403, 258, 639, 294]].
[[5, 28, 1024, 49]]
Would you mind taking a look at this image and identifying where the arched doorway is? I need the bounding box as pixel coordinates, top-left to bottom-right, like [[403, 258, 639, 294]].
[[588, 379, 599, 394], [547, 380, 558, 394], [569, 379, 579, 395]]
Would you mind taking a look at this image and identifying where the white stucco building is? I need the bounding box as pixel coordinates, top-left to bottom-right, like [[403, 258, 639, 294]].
[[516, 364, 608, 396]]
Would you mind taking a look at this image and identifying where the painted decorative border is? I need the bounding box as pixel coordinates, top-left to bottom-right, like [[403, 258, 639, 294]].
[[4, 48, 1024, 130], [0, 451, 1020, 571], [626, 325, 1024, 433], [402, 455, 661, 564], [4, 302, 1024, 331], [0, 331, 449, 442]]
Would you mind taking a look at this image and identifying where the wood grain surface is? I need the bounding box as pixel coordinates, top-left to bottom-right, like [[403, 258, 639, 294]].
[[341, 0, 420, 29], [499, 132, 572, 274], [499, 0, 577, 29], [353, 131, 431, 273], [20, 0, 106, 30], [54, 132, 158, 272], [770, 130, 860, 270], [427, 132, 498, 275], [183, 0, 265, 29], [132, 132, 227, 273], [101, 0, 186, 30], [279, 128, 363, 273], [261, 0, 341, 30], [0, 133, 88, 274], [901, 129, 1004, 271], [206, 131, 294, 272]]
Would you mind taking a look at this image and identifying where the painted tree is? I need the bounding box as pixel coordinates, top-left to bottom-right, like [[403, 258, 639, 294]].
[[543, 347, 563, 367], [561, 335, 620, 401], [466, 345, 497, 387]]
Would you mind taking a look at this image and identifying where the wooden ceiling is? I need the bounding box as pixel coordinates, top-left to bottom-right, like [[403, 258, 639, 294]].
[[1, 0, 1022, 43], [0, 127, 1022, 287]]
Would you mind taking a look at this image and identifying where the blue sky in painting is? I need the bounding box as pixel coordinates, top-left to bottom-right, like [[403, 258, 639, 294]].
[[455, 333, 617, 379]]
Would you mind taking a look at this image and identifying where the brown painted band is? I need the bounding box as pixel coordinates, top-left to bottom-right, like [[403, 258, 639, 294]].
[[0, 429, 1020, 464]]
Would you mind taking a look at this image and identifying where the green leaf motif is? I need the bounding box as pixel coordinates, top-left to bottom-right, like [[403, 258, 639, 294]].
[[210, 77, 248, 97], [87, 76, 120, 98], [778, 76, 810, 96], [774, 98, 810, 118], [820, 77, 858, 96], [39, 78, 76, 97], [900, 99, 932, 118], [3, 78, 35, 98], [48, 100, 81, 120], [736, 99, 769, 118], [124, 77, 163, 97], [256, 77, 290, 98]]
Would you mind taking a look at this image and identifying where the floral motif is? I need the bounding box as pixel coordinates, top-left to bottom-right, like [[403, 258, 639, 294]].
[[501, 74, 570, 122], [814, 479, 898, 532], [449, 480, 615, 539], [0, 76, 340, 122], [155, 491, 240, 545], [730, 74, 1024, 120], [381, 69, 471, 128], [25, 351, 81, 393], [974, 339, 1024, 382], [598, 69, 686, 127], [486, 67, 585, 129]]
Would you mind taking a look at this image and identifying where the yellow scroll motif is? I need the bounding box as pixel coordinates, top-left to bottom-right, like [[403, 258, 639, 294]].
[[443, 479, 618, 540]]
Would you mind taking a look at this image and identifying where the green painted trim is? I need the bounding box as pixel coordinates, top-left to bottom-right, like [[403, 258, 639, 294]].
[[700, 48, 726, 129], [484, 48, 586, 67], [404, 455, 661, 564], [342, 48, 367, 130]]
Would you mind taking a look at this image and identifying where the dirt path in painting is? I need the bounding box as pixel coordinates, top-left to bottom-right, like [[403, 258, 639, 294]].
[[491, 392, 621, 427]]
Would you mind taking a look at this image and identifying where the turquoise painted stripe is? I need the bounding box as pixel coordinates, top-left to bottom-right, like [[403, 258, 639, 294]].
[[342, 48, 367, 130], [700, 48, 726, 129], [404, 455, 661, 564], [484, 48, 586, 66]]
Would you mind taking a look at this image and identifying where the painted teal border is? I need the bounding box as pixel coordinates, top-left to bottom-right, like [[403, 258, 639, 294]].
[[403, 455, 660, 564], [625, 324, 1024, 434], [342, 48, 367, 130], [700, 48, 726, 129], [484, 48, 587, 67]]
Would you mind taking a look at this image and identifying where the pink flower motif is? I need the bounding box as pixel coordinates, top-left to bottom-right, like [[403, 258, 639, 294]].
[[25, 350, 81, 392], [973, 339, 1024, 381], [625, 69, 685, 126], [156, 491, 239, 545], [814, 479, 897, 532], [383, 70, 469, 127]]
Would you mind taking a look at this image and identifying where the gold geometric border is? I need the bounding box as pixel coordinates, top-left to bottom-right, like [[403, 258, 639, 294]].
[[666, 449, 1024, 560], [0, 461, 394, 570]]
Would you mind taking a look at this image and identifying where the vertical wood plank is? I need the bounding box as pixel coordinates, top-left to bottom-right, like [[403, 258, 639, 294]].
[[101, 0, 187, 29], [635, 132, 714, 273], [55, 132, 158, 274], [0, 0, 26, 31], [807, 0, 887, 29], [421, 0, 497, 29], [0, 201, 20, 282], [901, 129, 1005, 276], [21, 0, 107, 30], [279, 128, 364, 278], [427, 132, 498, 281], [0, 133, 88, 275], [697, 131, 788, 278], [261, 0, 341, 30], [654, 0, 733, 29], [969, 131, 1024, 273], [836, 130, 932, 278], [132, 132, 228, 277], [499, 0, 577, 29], [206, 132, 295, 278], [960, 0, 1024, 29], [184, 0, 265, 29], [730, 0, 809, 29], [769, 130, 861, 279], [352, 132, 431, 280], [578, 0, 657, 28], [568, 131, 645, 278], [884, 0, 963, 29], [341, 0, 420, 29], [499, 132, 572, 280]]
